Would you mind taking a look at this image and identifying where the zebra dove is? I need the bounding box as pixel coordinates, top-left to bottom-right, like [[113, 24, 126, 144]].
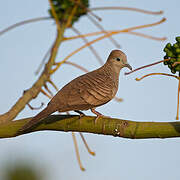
[[19, 49, 132, 132]]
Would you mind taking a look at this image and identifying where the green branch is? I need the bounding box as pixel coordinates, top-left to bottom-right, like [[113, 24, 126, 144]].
[[1, 115, 180, 139]]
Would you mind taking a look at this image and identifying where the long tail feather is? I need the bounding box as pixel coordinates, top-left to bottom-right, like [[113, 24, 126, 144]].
[[19, 106, 54, 132]]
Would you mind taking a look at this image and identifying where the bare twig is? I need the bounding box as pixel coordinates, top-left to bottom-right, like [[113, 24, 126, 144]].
[[172, 62, 180, 67], [126, 31, 166, 41], [135, 73, 179, 81], [125, 59, 169, 75], [27, 102, 44, 110], [47, 79, 59, 91], [176, 78, 180, 120], [79, 132, 95, 156], [87, 14, 121, 48], [0, 17, 51, 36], [40, 88, 52, 99], [71, 26, 104, 64], [91, 6, 163, 15], [35, 45, 52, 75], [72, 132, 86, 171], [44, 84, 54, 97], [63, 61, 89, 72]]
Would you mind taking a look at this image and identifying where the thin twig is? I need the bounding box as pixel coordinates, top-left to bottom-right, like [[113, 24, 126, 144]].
[[35, 44, 53, 75], [126, 31, 166, 41], [176, 77, 180, 120], [63, 61, 89, 72], [91, 7, 163, 15], [173, 62, 180, 67], [27, 102, 44, 110], [87, 14, 121, 48], [79, 132, 95, 156], [135, 73, 179, 81], [40, 88, 52, 99], [47, 79, 59, 91], [44, 84, 54, 97], [125, 59, 170, 75], [71, 27, 104, 65], [72, 132, 86, 171], [0, 17, 51, 36]]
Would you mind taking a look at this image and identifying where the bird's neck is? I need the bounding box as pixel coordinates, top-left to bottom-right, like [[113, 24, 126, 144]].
[[101, 63, 121, 85], [102, 62, 122, 77]]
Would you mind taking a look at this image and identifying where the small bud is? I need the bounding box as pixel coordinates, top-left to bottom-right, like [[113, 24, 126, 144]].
[[171, 69, 176, 74], [163, 47, 169, 53], [175, 48, 180, 54], [167, 51, 174, 57], [165, 43, 172, 50], [176, 36, 180, 43]]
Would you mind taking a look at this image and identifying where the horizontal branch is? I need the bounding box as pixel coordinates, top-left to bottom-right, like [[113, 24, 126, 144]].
[[1, 115, 180, 139]]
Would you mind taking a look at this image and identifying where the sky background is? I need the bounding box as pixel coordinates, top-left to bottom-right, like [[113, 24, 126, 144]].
[[0, 0, 180, 179]]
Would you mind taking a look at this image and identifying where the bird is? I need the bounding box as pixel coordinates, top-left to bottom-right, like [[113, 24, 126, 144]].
[[19, 49, 132, 132]]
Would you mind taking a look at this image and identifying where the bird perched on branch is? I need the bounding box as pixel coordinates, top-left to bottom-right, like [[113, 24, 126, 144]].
[[19, 49, 132, 132]]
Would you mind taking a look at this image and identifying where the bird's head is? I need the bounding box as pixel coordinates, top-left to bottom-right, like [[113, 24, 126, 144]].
[[107, 49, 132, 73]]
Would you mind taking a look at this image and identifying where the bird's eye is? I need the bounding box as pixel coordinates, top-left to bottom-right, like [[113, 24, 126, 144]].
[[116, 57, 121, 61]]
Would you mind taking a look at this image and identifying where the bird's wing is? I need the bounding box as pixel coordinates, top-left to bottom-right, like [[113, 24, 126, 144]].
[[49, 70, 115, 111], [78, 71, 115, 106]]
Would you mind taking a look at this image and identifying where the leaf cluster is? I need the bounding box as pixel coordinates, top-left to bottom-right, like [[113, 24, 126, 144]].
[[164, 36, 180, 74], [48, 0, 89, 27]]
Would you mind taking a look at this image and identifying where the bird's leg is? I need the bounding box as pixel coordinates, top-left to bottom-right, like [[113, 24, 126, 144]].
[[91, 108, 104, 123], [74, 110, 86, 124], [74, 110, 85, 118]]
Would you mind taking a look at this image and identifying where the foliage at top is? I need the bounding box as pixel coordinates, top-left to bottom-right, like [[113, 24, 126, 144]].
[[48, 0, 89, 27]]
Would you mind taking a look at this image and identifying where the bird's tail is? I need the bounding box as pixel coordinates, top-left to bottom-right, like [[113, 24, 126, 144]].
[[19, 106, 54, 132]]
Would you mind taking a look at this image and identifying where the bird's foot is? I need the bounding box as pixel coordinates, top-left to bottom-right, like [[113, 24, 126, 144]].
[[74, 110, 86, 124], [91, 108, 109, 124], [75, 110, 85, 118]]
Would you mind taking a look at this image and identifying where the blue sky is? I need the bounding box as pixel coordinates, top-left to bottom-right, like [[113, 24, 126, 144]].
[[0, 0, 180, 179]]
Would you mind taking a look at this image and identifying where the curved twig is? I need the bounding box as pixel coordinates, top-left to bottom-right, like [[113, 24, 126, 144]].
[[126, 31, 166, 41], [87, 14, 121, 48], [125, 59, 169, 75], [91, 7, 163, 15], [0, 17, 51, 36], [71, 27, 104, 65], [63, 61, 89, 72], [135, 73, 179, 81]]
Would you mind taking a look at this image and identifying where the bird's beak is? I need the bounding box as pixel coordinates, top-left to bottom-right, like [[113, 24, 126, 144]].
[[124, 63, 132, 71]]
